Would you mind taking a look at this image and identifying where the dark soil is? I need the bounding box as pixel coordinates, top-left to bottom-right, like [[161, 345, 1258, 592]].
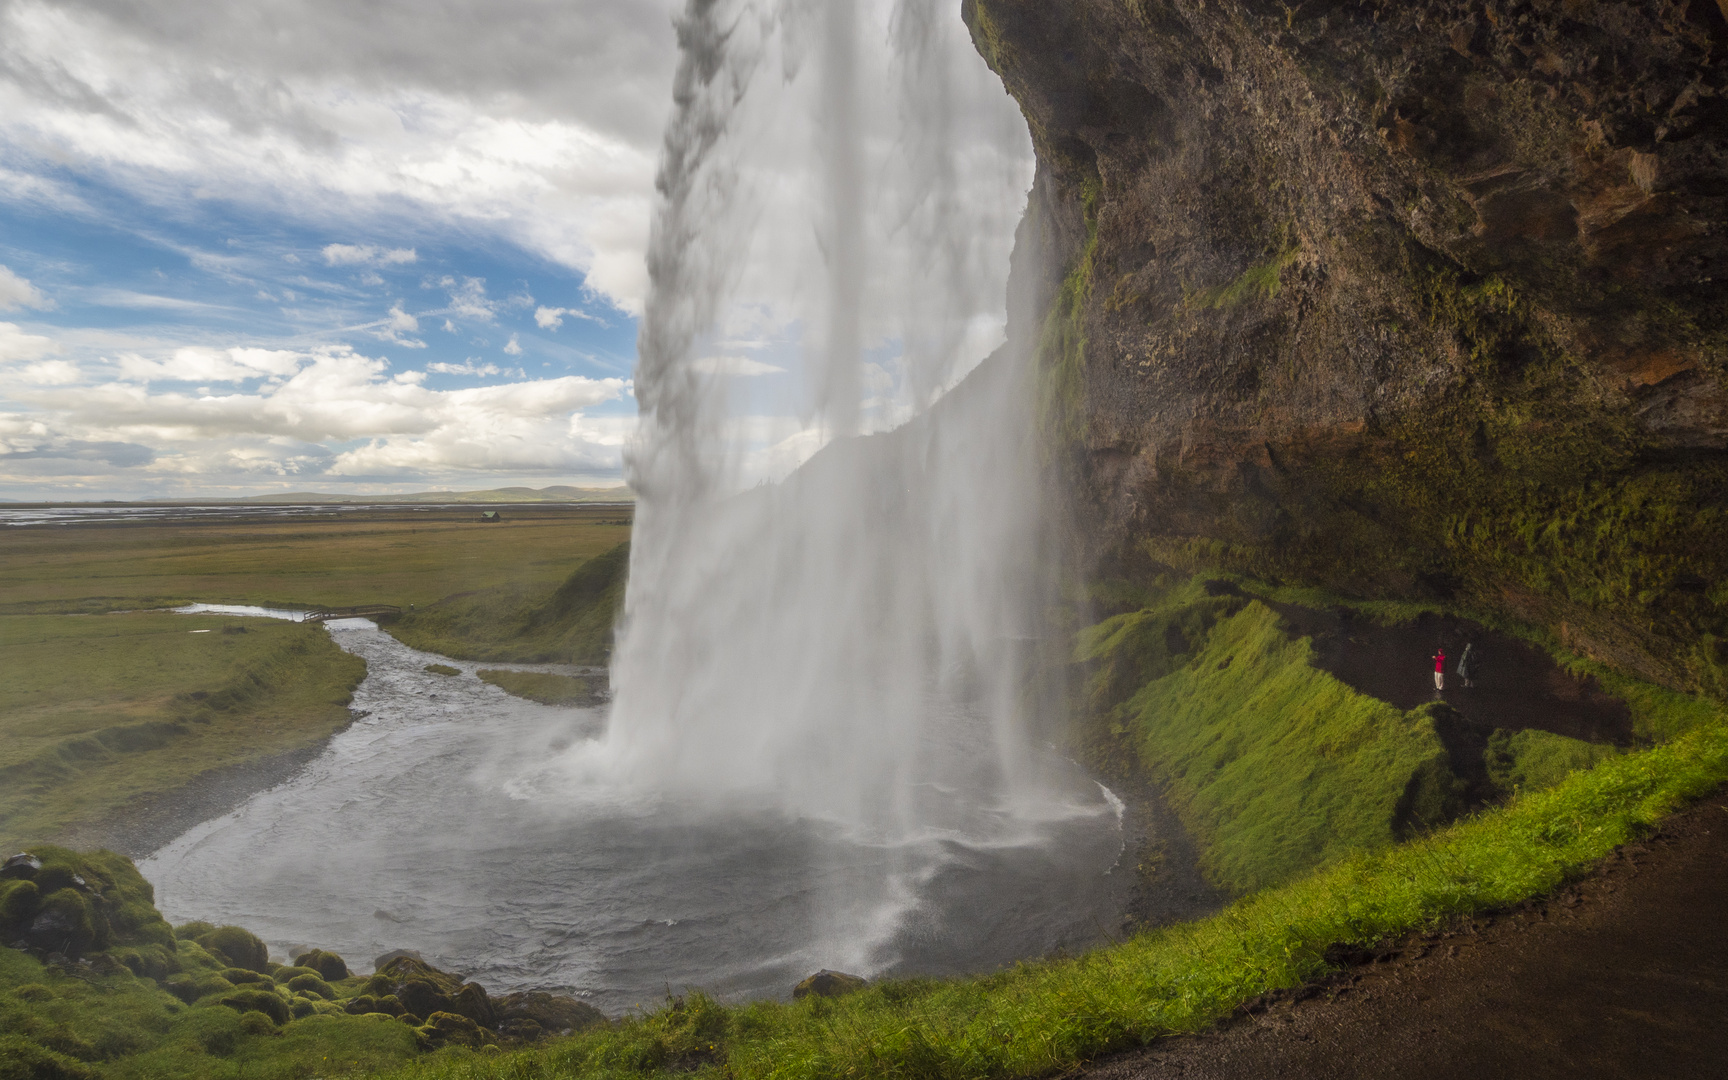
[[1262, 600, 1636, 812], [1080, 787, 1728, 1080]]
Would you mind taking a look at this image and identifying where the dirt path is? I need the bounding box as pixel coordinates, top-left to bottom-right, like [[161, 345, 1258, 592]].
[[1081, 787, 1728, 1079]]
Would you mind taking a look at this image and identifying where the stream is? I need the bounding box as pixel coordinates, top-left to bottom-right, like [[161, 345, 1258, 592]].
[[141, 612, 1128, 1013]]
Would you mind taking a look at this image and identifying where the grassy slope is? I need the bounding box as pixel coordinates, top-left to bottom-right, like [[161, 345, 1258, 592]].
[[1106, 601, 1451, 892], [0, 511, 630, 614], [476, 671, 603, 706], [388, 542, 628, 665], [0, 612, 366, 850]]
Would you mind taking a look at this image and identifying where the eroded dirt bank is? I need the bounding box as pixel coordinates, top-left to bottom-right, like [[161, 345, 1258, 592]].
[[1083, 787, 1728, 1079]]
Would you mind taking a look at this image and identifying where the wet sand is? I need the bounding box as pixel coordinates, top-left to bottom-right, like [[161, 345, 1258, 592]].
[[1082, 786, 1728, 1080]]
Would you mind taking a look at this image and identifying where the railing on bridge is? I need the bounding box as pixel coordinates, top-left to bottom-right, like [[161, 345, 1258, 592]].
[[302, 605, 403, 623]]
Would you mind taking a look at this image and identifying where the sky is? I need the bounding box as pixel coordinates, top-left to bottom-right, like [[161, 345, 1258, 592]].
[[0, 0, 1032, 501], [0, 0, 687, 499]]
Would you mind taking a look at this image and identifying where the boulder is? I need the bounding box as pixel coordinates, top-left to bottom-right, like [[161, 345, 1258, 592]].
[[792, 970, 867, 1000], [197, 926, 269, 973], [2, 853, 42, 880], [291, 947, 349, 982], [219, 988, 290, 1026], [451, 981, 496, 1029], [496, 990, 606, 1035], [417, 1011, 492, 1049]]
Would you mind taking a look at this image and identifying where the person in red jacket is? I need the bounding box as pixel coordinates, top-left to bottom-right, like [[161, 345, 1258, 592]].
[[1433, 648, 1447, 693]]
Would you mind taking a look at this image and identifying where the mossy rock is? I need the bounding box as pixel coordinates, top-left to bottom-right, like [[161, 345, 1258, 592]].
[[343, 993, 407, 1018], [238, 1011, 279, 1037], [416, 1011, 492, 1049], [28, 889, 95, 954], [105, 943, 180, 981], [272, 965, 321, 984], [395, 977, 451, 1022], [424, 663, 461, 676], [289, 996, 317, 1019], [162, 971, 236, 1005], [792, 970, 867, 1000], [450, 982, 495, 1028], [285, 973, 335, 1000], [220, 967, 266, 985], [217, 988, 290, 1026], [173, 920, 216, 941], [196, 926, 268, 973], [290, 948, 349, 982], [0, 1034, 98, 1080], [496, 990, 605, 1036], [0, 879, 40, 926], [0, 848, 171, 957]]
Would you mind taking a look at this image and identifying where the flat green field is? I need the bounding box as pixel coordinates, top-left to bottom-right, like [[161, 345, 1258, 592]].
[[0, 505, 631, 850], [0, 612, 365, 850], [0, 505, 632, 613]]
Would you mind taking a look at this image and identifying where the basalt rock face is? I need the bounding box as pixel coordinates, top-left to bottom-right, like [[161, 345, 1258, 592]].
[[966, 0, 1728, 689]]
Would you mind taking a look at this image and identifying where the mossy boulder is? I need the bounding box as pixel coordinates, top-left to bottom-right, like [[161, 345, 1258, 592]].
[[217, 988, 290, 1026], [792, 970, 868, 1000], [27, 889, 95, 954], [220, 967, 266, 985], [285, 973, 335, 1000], [0, 848, 172, 959], [271, 965, 321, 984], [450, 982, 496, 1029], [161, 971, 237, 1005], [416, 1011, 492, 1049], [290, 948, 349, 982], [195, 926, 268, 972], [343, 994, 406, 1018], [495, 990, 605, 1036]]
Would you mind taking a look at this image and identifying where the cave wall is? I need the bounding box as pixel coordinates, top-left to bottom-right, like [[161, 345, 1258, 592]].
[[966, 0, 1728, 691]]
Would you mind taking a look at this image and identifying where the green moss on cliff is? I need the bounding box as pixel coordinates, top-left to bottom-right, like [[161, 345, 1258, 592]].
[[1036, 177, 1099, 447], [1079, 588, 1456, 893]]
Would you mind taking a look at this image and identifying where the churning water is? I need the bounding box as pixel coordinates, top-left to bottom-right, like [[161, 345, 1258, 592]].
[[142, 619, 1126, 1012]]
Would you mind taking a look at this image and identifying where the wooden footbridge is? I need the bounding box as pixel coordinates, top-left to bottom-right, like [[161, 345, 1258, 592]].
[[302, 605, 402, 623]]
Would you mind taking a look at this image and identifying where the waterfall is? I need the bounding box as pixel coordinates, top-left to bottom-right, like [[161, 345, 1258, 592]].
[[600, 0, 1048, 837]]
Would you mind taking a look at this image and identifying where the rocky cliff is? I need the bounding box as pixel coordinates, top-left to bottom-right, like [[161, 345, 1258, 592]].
[[967, 0, 1728, 691]]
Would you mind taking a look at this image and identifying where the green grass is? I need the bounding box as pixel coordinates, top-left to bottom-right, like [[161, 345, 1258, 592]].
[[0, 613, 365, 850], [1079, 590, 1454, 892], [477, 671, 603, 706], [0, 507, 629, 614], [389, 542, 628, 665]]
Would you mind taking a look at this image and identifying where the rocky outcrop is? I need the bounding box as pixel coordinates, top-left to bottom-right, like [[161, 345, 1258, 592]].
[[967, 0, 1728, 689]]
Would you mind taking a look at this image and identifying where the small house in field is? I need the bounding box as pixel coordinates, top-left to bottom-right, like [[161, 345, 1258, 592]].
[[480, 510, 503, 522]]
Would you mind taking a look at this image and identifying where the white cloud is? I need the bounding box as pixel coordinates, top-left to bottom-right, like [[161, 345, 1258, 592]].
[[0, 321, 55, 362], [690, 355, 786, 377], [1, 340, 631, 487], [372, 301, 426, 348], [503, 333, 522, 356], [0, 265, 49, 311], [0, 0, 674, 312], [428, 276, 497, 322], [427, 359, 511, 376], [322, 243, 417, 267], [535, 305, 604, 331]]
